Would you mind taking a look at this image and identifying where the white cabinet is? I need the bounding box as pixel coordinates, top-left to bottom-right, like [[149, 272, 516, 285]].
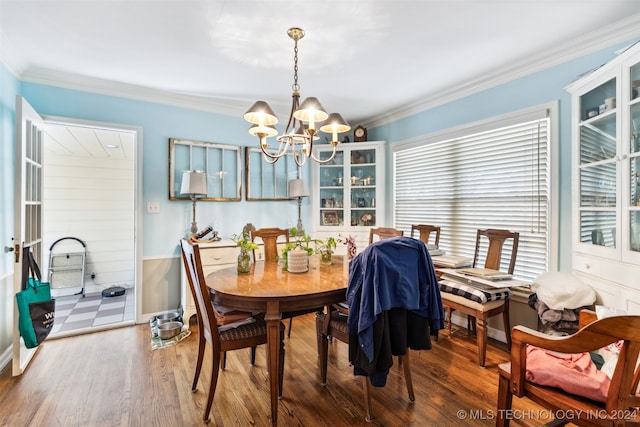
[[180, 239, 238, 324], [310, 141, 386, 252], [566, 42, 640, 313]]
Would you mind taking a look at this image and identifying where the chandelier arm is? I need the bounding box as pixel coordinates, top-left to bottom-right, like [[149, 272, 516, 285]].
[[284, 94, 301, 135], [293, 149, 307, 167], [261, 152, 280, 164], [260, 144, 287, 160], [309, 145, 337, 164]]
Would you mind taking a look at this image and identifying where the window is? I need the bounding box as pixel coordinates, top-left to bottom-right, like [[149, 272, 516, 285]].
[[168, 138, 242, 201], [392, 104, 557, 281]]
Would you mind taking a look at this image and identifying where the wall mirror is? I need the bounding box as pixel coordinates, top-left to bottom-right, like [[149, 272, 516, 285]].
[[245, 147, 297, 200], [169, 138, 241, 201]]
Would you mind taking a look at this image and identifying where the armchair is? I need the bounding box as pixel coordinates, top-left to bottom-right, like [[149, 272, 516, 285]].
[[496, 310, 640, 426]]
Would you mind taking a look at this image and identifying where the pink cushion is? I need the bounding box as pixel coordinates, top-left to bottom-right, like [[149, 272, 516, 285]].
[[525, 345, 611, 402]]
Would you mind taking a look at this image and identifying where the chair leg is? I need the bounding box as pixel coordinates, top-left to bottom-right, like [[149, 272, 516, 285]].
[[502, 299, 512, 348], [221, 352, 227, 370], [192, 333, 206, 391], [362, 376, 373, 422], [496, 370, 513, 427], [250, 347, 257, 365], [476, 316, 488, 367], [287, 317, 293, 338], [203, 351, 222, 423], [400, 354, 415, 402]]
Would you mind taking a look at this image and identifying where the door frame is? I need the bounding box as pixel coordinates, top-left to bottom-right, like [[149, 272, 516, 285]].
[[42, 114, 144, 328]]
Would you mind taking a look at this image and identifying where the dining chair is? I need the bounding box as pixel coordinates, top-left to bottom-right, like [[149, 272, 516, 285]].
[[316, 236, 443, 421], [496, 309, 640, 427], [410, 224, 441, 247], [368, 227, 404, 244], [250, 226, 313, 338], [250, 227, 289, 262], [439, 228, 519, 367], [180, 239, 285, 423]]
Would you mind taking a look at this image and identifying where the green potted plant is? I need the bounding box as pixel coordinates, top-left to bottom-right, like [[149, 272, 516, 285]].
[[231, 231, 259, 274], [315, 237, 337, 265], [279, 227, 314, 271]]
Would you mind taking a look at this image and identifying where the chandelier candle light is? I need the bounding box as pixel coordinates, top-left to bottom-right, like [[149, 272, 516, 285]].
[[244, 27, 351, 167]]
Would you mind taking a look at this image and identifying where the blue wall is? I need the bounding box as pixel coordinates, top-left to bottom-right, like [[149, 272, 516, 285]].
[[369, 41, 635, 272], [18, 84, 306, 258]]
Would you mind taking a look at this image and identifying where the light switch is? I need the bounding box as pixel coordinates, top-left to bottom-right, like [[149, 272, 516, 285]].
[[147, 201, 160, 213]]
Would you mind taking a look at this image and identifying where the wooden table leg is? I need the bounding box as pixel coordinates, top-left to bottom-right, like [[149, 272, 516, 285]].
[[265, 302, 282, 426]]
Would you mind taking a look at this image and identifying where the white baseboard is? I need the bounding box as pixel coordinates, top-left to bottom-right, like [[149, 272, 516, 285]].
[[448, 312, 508, 343], [0, 345, 12, 374]]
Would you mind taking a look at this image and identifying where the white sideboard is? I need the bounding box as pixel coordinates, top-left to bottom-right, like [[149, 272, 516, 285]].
[[180, 239, 238, 324]]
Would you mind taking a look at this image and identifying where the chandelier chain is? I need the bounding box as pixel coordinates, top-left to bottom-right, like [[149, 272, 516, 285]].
[[292, 38, 300, 92]]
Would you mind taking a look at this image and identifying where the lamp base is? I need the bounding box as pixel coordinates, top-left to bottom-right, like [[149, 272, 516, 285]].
[[190, 197, 199, 233], [296, 197, 304, 234]]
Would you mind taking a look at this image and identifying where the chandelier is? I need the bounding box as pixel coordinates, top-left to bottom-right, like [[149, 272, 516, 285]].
[[243, 27, 350, 167]]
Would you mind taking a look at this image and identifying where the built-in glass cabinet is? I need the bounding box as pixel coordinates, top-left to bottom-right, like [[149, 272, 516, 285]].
[[568, 42, 640, 270], [311, 141, 385, 247]]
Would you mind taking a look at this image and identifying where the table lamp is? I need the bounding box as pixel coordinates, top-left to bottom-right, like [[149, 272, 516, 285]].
[[288, 178, 309, 233], [180, 170, 208, 234]]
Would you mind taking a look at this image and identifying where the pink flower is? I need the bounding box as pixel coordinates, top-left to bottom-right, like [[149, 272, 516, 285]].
[[338, 234, 356, 245]]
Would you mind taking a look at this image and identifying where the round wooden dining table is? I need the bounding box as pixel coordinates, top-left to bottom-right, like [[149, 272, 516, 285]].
[[205, 255, 350, 426]]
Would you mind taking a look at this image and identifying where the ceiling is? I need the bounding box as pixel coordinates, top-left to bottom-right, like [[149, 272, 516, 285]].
[[43, 123, 135, 160], [3, 0, 640, 131]]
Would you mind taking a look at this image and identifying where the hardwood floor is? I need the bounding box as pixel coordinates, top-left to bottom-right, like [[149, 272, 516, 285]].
[[0, 313, 549, 426]]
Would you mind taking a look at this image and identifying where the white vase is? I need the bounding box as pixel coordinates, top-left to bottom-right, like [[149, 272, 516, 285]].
[[287, 249, 309, 273]]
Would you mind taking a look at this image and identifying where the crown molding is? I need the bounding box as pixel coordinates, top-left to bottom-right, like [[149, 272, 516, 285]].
[[364, 13, 640, 129], [19, 68, 249, 118]]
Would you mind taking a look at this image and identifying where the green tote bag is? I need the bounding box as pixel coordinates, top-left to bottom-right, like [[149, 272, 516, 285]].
[[16, 247, 55, 348]]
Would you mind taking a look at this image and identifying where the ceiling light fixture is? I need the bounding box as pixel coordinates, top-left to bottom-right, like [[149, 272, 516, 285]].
[[243, 27, 350, 167]]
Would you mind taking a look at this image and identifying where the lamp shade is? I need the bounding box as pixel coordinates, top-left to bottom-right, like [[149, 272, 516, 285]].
[[293, 97, 329, 123], [244, 101, 278, 126], [180, 171, 208, 196], [288, 178, 309, 198]]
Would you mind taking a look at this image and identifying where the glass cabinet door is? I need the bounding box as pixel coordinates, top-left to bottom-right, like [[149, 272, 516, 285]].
[[578, 77, 617, 248], [318, 150, 345, 226], [349, 148, 377, 226], [628, 63, 640, 251]]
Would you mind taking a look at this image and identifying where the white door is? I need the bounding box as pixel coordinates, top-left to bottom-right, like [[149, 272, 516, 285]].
[[12, 96, 45, 376]]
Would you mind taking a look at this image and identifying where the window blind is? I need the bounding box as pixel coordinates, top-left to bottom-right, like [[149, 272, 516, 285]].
[[393, 112, 551, 281]]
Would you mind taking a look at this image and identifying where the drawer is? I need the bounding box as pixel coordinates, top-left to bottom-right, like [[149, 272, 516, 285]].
[[199, 246, 238, 266]]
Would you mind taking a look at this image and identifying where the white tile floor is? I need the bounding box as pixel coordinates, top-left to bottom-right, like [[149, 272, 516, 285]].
[[50, 290, 135, 336]]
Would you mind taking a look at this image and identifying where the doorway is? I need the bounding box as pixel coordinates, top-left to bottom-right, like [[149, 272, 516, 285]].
[[40, 117, 142, 338]]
